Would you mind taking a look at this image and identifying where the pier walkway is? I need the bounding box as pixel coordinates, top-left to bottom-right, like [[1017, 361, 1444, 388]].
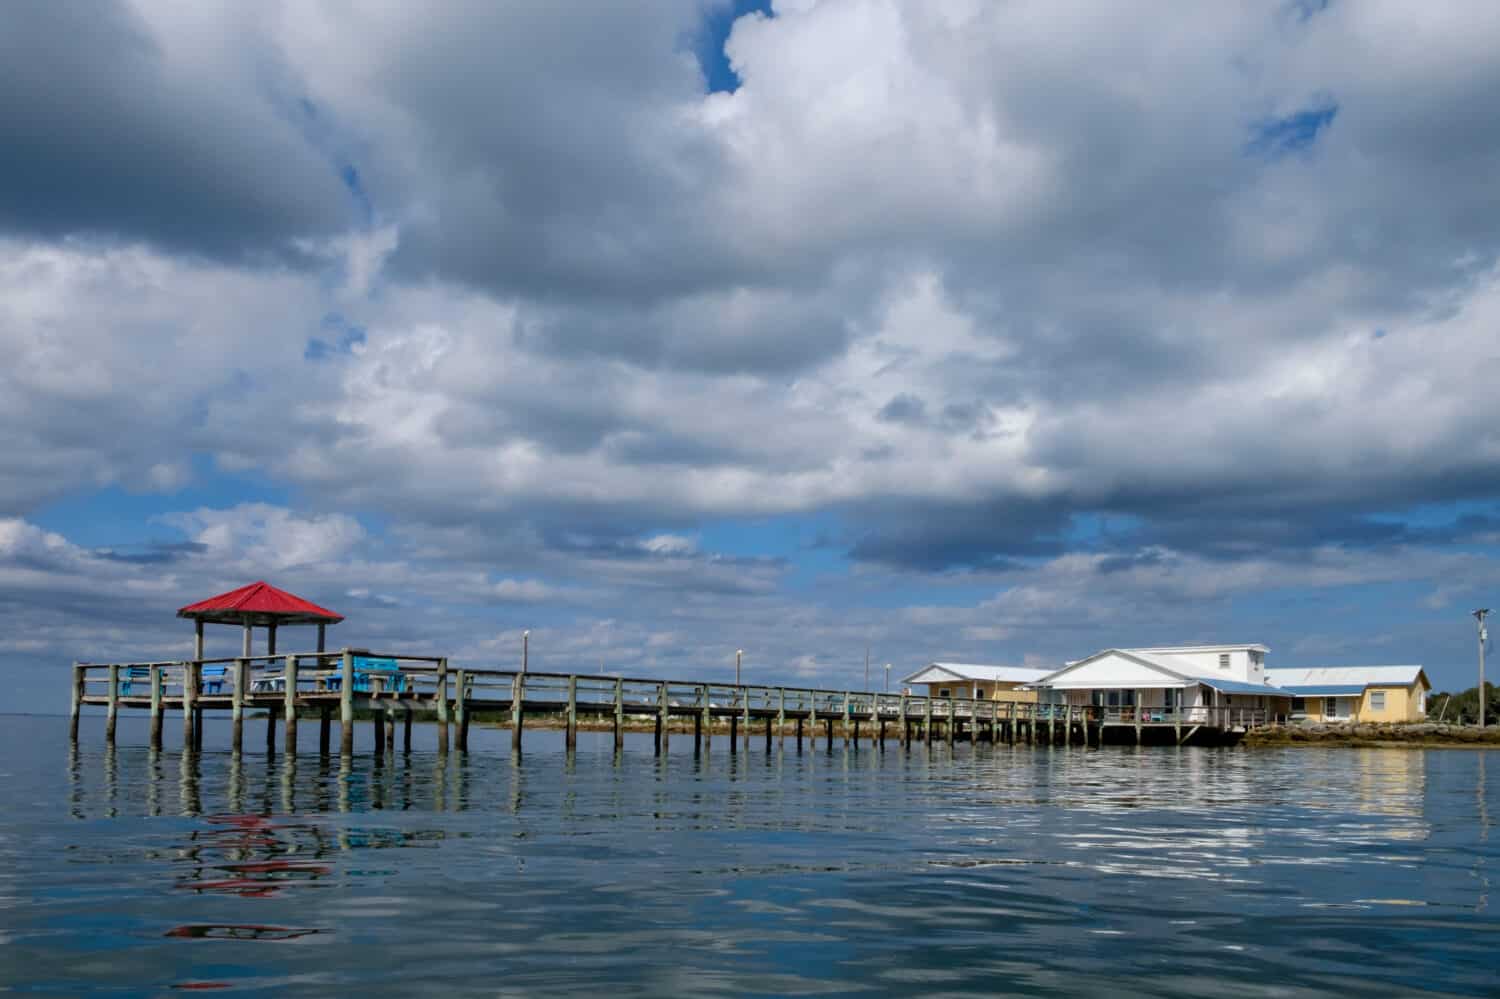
[[71, 650, 1268, 753]]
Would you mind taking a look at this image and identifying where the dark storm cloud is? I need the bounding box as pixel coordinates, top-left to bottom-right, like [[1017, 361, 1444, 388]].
[[372, 0, 754, 305], [0, 0, 354, 258], [848, 499, 1071, 571]]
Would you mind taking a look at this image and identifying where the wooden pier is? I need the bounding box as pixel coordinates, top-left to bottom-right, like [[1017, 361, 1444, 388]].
[[69, 650, 1119, 754]]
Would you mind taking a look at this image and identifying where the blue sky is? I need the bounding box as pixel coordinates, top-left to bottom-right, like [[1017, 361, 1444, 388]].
[[2, 0, 1500, 710]]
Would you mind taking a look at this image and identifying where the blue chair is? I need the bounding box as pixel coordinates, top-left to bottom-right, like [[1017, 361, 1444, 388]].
[[119, 666, 152, 696], [329, 656, 407, 694], [201, 665, 228, 694]]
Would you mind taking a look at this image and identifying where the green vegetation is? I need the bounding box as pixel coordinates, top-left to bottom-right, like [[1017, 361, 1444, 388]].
[[1427, 682, 1500, 726]]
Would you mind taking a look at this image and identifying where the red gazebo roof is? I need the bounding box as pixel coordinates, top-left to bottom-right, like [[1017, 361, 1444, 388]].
[[177, 581, 344, 626]]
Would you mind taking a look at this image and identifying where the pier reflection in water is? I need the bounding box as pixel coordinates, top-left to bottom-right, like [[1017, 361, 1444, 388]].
[[5, 715, 1496, 996]]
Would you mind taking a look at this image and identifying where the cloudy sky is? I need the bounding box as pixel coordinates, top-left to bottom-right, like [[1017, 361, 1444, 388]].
[[5, 0, 1499, 709]]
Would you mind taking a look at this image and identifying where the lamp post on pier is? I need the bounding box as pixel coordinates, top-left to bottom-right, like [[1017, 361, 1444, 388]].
[[885, 663, 891, 693], [522, 630, 530, 674], [735, 649, 743, 687], [1475, 609, 1489, 728]]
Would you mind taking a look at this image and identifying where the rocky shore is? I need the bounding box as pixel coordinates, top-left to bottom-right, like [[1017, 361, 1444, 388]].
[[1244, 722, 1500, 748]]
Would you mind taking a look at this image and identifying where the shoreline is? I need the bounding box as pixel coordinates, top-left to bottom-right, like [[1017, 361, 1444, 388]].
[[1243, 723, 1500, 750]]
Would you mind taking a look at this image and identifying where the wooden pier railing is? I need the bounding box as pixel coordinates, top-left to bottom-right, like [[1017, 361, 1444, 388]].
[[69, 649, 1259, 754]]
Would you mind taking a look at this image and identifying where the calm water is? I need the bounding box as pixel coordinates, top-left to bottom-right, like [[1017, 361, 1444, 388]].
[[3, 715, 1496, 996]]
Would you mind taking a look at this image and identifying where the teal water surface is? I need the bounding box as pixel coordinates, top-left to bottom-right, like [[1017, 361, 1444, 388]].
[[2, 714, 1496, 996]]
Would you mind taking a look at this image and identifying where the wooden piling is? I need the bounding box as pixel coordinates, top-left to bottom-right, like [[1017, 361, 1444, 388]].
[[456, 669, 469, 752], [403, 706, 413, 753], [730, 712, 738, 752], [796, 715, 803, 749], [70, 664, 84, 743], [149, 665, 163, 749], [825, 717, 833, 750], [698, 684, 709, 752], [265, 705, 276, 754], [924, 696, 933, 746], [658, 682, 670, 754], [105, 664, 119, 744], [613, 678, 625, 750], [435, 658, 449, 753], [284, 655, 298, 755], [339, 649, 354, 755], [742, 691, 751, 754], [947, 699, 955, 747], [193, 705, 203, 750], [565, 675, 578, 751], [511, 672, 525, 753], [319, 704, 331, 754], [385, 705, 396, 753], [842, 692, 851, 747], [230, 658, 245, 752], [777, 688, 786, 746], [899, 693, 908, 747], [372, 708, 384, 759], [183, 661, 199, 749], [765, 714, 772, 752]]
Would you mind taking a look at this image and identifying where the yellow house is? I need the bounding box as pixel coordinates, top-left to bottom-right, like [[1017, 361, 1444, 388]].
[[1265, 666, 1430, 724], [899, 663, 1049, 703]]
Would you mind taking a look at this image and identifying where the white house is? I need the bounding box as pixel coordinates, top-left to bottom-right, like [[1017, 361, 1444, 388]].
[[1036, 644, 1290, 728]]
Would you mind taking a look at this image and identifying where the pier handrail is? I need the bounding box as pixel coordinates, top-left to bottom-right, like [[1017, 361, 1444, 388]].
[[70, 655, 1116, 734]]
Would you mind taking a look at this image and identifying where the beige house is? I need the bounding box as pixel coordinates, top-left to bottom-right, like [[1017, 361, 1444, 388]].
[[900, 663, 1049, 703], [1264, 666, 1430, 723]]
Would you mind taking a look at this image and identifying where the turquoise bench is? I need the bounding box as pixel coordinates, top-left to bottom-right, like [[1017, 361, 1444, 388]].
[[328, 656, 407, 694]]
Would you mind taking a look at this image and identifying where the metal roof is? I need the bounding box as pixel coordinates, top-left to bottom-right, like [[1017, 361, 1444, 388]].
[[177, 581, 344, 626], [1195, 677, 1292, 696], [1277, 685, 1366, 696], [901, 662, 1054, 685], [1130, 643, 1270, 655], [1265, 666, 1425, 688]]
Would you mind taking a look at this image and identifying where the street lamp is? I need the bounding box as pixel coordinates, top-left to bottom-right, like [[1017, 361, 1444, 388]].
[[1475, 609, 1490, 728], [735, 649, 743, 687], [884, 663, 891, 693], [522, 629, 530, 674]]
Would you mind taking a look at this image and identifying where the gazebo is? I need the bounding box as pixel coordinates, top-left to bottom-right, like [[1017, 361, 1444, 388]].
[[177, 581, 343, 660]]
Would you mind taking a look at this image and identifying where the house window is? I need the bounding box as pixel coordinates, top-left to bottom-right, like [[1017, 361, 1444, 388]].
[[1370, 691, 1386, 711], [1218, 653, 1231, 670], [938, 688, 951, 698], [1325, 697, 1339, 718], [1292, 697, 1306, 713]]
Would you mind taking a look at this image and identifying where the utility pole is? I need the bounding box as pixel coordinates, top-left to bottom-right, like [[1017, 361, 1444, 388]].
[[522, 630, 530, 674], [1475, 609, 1490, 728], [884, 663, 891, 693]]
